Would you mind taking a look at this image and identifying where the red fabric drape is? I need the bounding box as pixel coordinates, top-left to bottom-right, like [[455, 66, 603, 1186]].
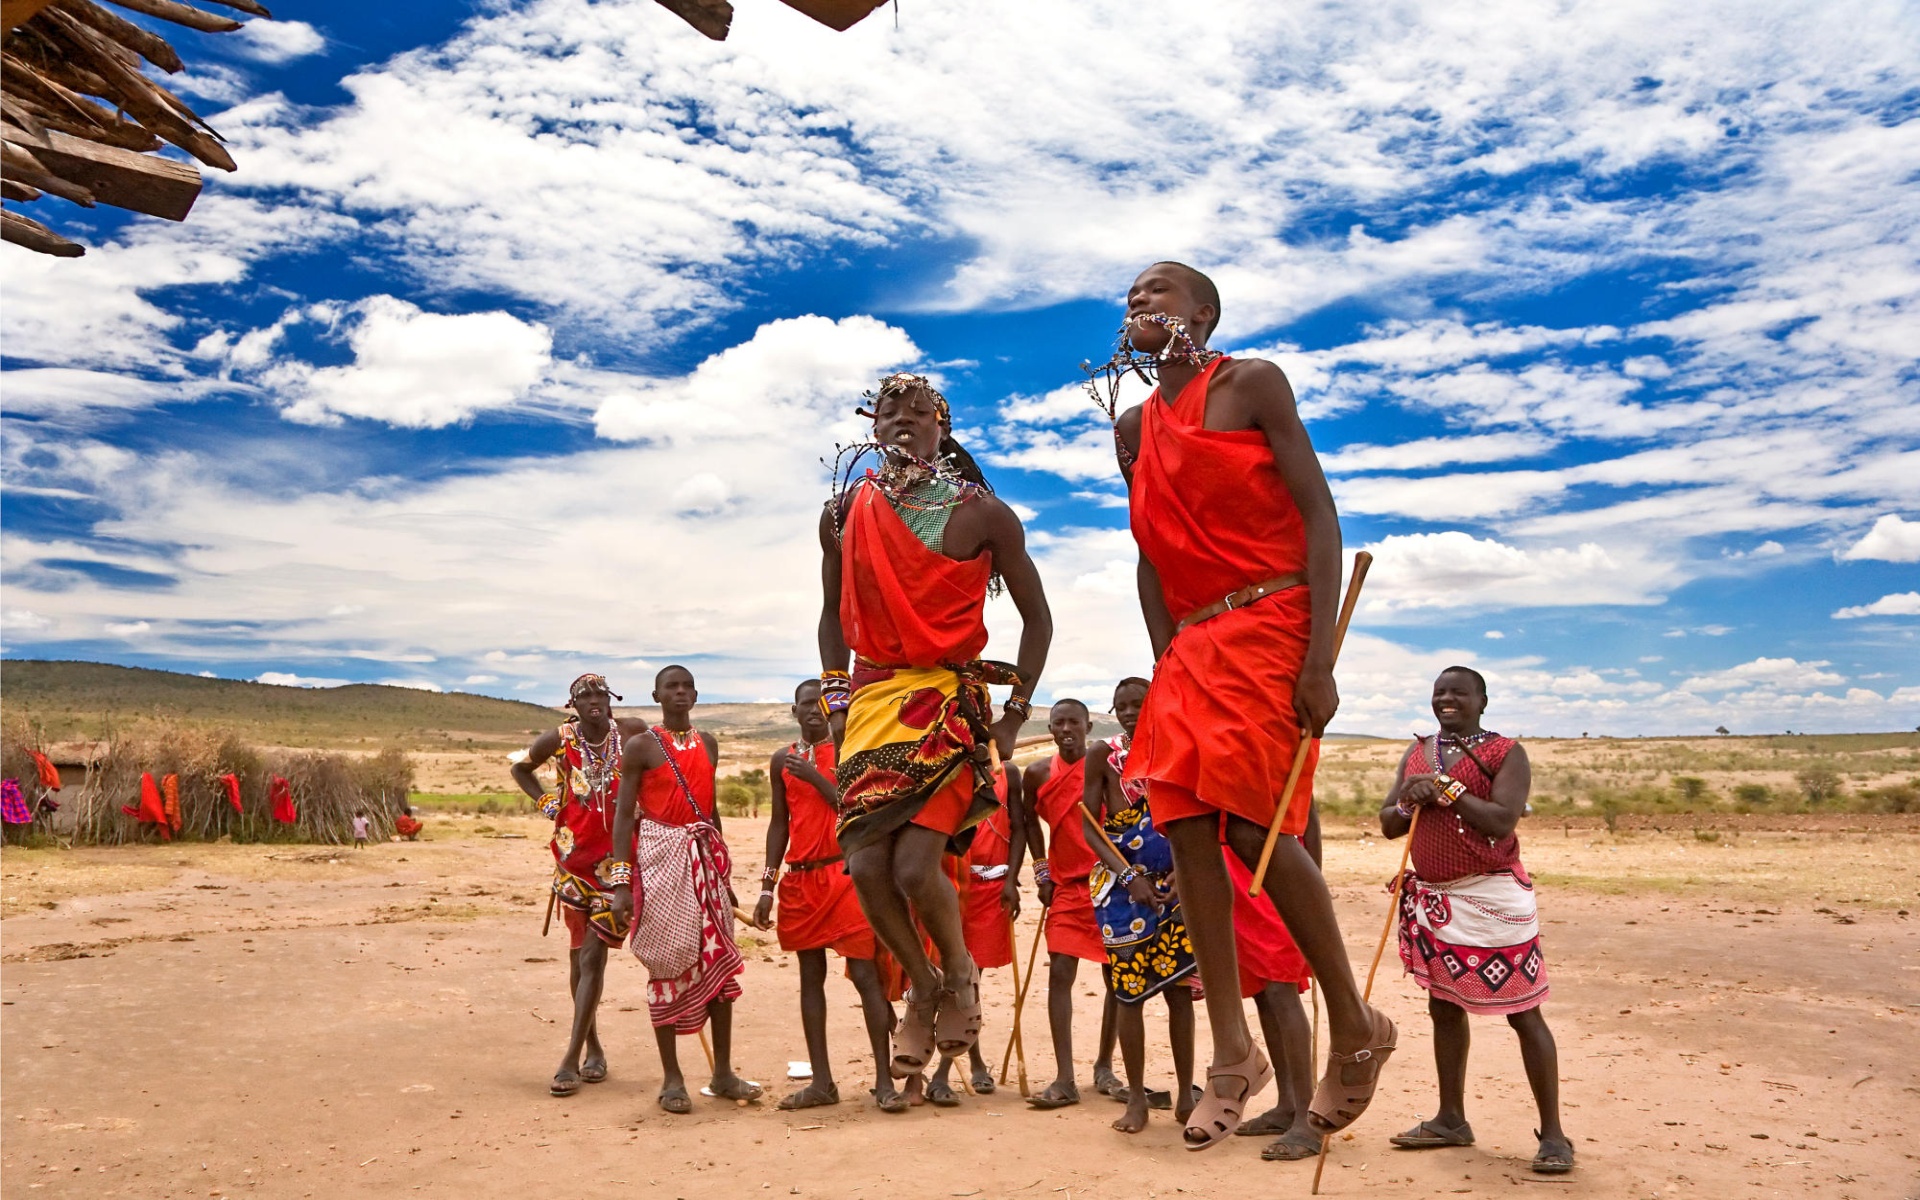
[[219, 773, 243, 814], [29, 750, 61, 791], [269, 775, 296, 823], [1125, 357, 1317, 836], [839, 478, 992, 668], [161, 774, 182, 833], [122, 772, 172, 839]]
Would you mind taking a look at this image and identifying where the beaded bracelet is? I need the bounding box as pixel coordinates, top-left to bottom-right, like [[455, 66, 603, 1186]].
[[1394, 798, 1415, 819], [1032, 859, 1051, 884], [604, 861, 632, 887], [1118, 865, 1144, 888], [1003, 694, 1033, 720], [539, 792, 560, 820], [1435, 775, 1468, 805]]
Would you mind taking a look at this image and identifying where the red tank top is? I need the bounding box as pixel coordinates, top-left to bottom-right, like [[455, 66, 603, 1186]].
[[1129, 357, 1309, 620], [782, 740, 842, 863], [1408, 735, 1524, 883], [840, 477, 992, 667], [1035, 754, 1095, 883], [638, 726, 715, 827]]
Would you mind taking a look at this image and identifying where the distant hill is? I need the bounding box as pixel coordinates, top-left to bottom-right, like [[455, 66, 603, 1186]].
[[0, 660, 563, 749]]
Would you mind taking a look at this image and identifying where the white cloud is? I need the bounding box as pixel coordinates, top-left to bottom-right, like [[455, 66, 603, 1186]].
[[0, 610, 51, 632], [1832, 591, 1920, 619], [234, 20, 326, 64], [1841, 514, 1920, 563], [262, 296, 553, 428], [1322, 432, 1557, 474], [1722, 540, 1785, 560], [670, 473, 731, 517], [463, 674, 500, 685], [1358, 531, 1674, 613], [592, 315, 914, 444], [1484, 630, 1505, 639], [1680, 657, 1846, 693], [104, 620, 152, 636], [256, 671, 350, 688], [380, 677, 443, 692]]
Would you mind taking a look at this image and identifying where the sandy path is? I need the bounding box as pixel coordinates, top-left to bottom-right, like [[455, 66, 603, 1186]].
[[3, 821, 1915, 1199]]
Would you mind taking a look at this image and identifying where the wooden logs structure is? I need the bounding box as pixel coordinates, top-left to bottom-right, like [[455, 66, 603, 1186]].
[[1, 0, 888, 258], [2, 0, 269, 257]]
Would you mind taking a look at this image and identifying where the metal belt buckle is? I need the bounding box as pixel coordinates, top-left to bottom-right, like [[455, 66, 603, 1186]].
[[1222, 590, 1239, 611]]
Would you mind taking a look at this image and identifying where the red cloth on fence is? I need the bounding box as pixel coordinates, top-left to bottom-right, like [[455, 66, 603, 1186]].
[[162, 774, 182, 833], [269, 776, 296, 823], [1125, 356, 1316, 836], [29, 751, 61, 791], [838, 477, 992, 669], [123, 772, 172, 839], [219, 773, 242, 814]]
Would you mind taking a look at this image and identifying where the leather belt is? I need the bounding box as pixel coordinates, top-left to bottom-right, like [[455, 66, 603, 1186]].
[[784, 854, 844, 873], [1174, 571, 1308, 634]]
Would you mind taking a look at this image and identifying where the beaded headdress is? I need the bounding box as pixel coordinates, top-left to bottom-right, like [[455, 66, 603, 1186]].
[[565, 673, 622, 708], [856, 372, 951, 428]]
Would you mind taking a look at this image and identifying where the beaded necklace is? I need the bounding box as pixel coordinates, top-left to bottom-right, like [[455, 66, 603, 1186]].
[[658, 725, 701, 753], [1081, 312, 1223, 422]]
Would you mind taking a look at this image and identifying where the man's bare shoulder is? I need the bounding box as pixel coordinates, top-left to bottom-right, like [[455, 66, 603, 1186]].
[[1216, 357, 1297, 407], [1115, 403, 1146, 440]]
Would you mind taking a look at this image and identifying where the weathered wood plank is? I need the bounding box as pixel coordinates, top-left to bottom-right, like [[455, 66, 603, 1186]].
[[774, 0, 887, 32], [4, 123, 198, 218], [2, 205, 85, 254]]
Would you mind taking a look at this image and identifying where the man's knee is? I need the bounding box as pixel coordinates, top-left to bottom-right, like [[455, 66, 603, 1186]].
[[797, 949, 829, 986], [1506, 1007, 1548, 1034], [1429, 995, 1466, 1022], [1049, 953, 1078, 985], [847, 847, 890, 892]]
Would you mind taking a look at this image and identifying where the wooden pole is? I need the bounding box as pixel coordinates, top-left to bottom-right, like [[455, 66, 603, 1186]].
[[1250, 551, 1373, 899], [541, 890, 555, 937], [1000, 909, 1047, 1090], [1001, 912, 1033, 1097], [699, 1028, 715, 1071], [1312, 805, 1420, 1194]]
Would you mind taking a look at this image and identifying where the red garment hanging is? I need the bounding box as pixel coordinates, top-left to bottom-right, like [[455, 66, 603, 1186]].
[[29, 750, 61, 791], [269, 775, 296, 823], [122, 772, 172, 839], [162, 774, 182, 833], [219, 773, 242, 814]]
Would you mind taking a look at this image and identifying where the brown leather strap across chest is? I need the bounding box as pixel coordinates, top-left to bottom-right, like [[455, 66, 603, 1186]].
[[1174, 571, 1308, 634]]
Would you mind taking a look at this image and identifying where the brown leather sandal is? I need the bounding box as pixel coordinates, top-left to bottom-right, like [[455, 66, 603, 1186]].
[[1182, 1043, 1273, 1151], [1307, 1006, 1397, 1135], [934, 961, 982, 1055], [891, 977, 942, 1078]]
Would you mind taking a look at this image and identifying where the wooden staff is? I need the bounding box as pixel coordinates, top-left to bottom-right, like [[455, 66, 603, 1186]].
[[699, 1028, 716, 1071], [1311, 805, 1421, 1194], [1249, 551, 1373, 898], [1001, 912, 1032, 1097], [999, 909, 1048, 1088], [541, 890, 555, 937]]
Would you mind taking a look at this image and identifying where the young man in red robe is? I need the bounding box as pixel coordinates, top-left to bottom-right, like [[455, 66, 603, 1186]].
[[1108, 262, 1393, 1149], [610, 665, 759, 1114], [818, 372, 1052, 1085], [752, 679, 902, 1111], [1023, 699, 1119, 1108], [511, 673, 645, 1097], [929, 760, 1028, 1103]]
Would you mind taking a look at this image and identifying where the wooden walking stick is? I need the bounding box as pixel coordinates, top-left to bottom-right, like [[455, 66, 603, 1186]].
[[1000, 909, 1048, 1088], [1311, 804, 1422, 1194], [542, 890, 555, 937], [1250, 551, 1373, 898], [699, 1028, 716, 1072], [1001, 912, 1033, 1097]]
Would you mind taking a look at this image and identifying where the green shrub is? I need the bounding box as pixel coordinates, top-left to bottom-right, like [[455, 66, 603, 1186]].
[[1733, 783, 1770, 807], [1854, 780, 1918, 814], [1795, 765, 1845, 807], [1673, 776, 1710, 804]]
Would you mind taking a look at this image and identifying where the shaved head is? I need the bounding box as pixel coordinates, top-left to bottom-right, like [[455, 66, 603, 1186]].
[[1153, 261, 1221, 341]]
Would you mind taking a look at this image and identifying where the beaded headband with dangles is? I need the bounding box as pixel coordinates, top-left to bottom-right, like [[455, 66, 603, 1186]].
[[1081, 312, 1223, 422], [565, 673, 622, 709], [826, 372, 977, 539]]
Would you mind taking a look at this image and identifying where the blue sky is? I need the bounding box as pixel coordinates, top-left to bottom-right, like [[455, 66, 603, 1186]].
[[3, 0, 1917, 736]]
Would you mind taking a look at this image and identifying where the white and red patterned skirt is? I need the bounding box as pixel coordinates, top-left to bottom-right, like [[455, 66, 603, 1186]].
[[1397, 868, 1549, 1016]]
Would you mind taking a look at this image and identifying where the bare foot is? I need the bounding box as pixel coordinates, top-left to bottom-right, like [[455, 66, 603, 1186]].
[[1174, 1084, 1199, 1125], [904, 1074, 927, 1107], [776, 1079, 840, 1110], [1236, 1104, 1292, 1136], [1112, 1094, 1149, 1134]]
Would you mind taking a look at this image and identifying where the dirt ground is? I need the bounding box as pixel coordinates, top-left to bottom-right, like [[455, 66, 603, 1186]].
[[3, 816, 1916, 1200]]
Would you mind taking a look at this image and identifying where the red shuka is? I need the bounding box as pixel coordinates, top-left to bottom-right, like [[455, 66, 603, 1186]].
[[776, 742, 874, 959], [839, 478, 992, 667], [218, 773, 242, 814], [269, 775, 297, 824], [29, 750, 61, 791], [959, 770, 1015, 969], [1125, 356, 1318, 835], [638, 728, 715, 826], [1036, 754, 1102, 963], [1226, 853, 1311, 996]]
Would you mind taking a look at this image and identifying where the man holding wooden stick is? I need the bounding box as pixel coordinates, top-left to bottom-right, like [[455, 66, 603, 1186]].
[[1097, 262, 1394, 1150]]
